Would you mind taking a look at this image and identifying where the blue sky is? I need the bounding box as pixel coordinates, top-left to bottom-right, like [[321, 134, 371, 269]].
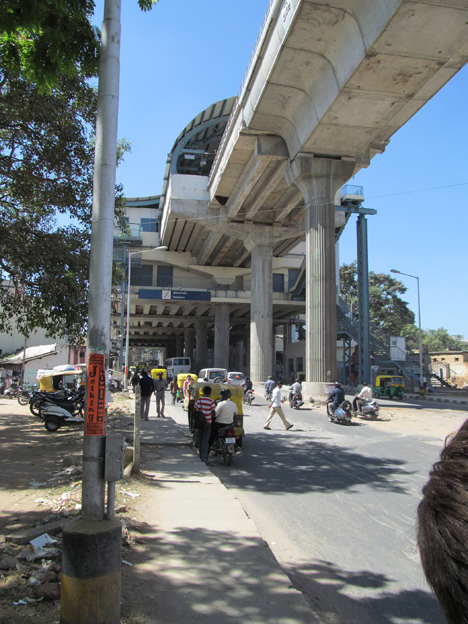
[[92, 0, 468, 337]]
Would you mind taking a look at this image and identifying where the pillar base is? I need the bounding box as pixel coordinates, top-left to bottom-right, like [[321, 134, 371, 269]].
[[302, 382, 331, 404], [61, 518, 121, 624]]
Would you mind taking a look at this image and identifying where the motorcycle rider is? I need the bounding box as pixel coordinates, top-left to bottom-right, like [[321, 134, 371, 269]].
[[327, 381, 345, 415], [209, 388, 238, 452], [241, 376, 253, 395], [264, 376, 276, 400], [354, 382, 372, 413], [288, 378, 302, 404]]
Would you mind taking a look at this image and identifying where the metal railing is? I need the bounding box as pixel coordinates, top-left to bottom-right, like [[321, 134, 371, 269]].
[[342, 184, 364, 197]]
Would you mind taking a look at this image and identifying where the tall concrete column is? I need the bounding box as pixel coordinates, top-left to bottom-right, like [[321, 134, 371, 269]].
[[176, 334, 184, 356], [195, 320, 208, 372], [184, 329, 195, 362], [249, 244, 273, 383], [286, 157, 356, 401], [236, 339, 244, 372], [214, 305, 229, 370]]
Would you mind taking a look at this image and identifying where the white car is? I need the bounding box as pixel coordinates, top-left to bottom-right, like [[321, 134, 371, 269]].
[[227, 372, 246, 386]]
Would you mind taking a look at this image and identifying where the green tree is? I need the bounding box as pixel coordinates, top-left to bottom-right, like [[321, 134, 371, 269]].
[[422, 328, 466, 352], [340, 261, 415, 336], [0, 1, 157, 342]]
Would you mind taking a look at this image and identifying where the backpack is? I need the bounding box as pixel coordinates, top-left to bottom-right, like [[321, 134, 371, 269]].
[[192, 410, 206, 429]]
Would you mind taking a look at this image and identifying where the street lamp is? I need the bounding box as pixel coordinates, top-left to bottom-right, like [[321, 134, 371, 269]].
[[124, 246, 167, 389], [390, 269, 424, 391]]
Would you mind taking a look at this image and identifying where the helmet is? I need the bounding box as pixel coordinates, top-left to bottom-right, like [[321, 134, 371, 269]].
[[220, 388, 231, 400], [334, 381, 341, 388]]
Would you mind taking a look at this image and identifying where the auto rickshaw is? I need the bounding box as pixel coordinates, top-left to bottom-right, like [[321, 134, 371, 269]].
[[151, 368, 167, 380], [187, 381, 244, 447], [374, 375, 404, 400], [38, 369, 83, 393], [177, 373, 198, 402]]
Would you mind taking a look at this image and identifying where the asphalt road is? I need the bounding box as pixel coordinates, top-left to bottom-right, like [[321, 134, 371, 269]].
[[210, 394, 463, 624]]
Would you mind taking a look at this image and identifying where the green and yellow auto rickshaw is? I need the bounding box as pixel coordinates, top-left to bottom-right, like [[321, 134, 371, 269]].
[[374, 375, 404, 400]]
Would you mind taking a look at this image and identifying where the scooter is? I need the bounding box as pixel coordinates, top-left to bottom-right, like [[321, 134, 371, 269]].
[[243, 389, 254, 405], [42, 403, 84, 432], [289, 392, 303, 409], [327, 400, 353, 425], [352, 397, 379, 420], [210, 415, 244, 466], [4, 383, 20, 399]]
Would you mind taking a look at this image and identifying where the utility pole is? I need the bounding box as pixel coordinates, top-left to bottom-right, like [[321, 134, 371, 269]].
[[61, 1, 123, 622]]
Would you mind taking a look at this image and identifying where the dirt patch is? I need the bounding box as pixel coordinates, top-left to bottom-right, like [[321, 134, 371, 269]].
[[0, 396, 141, 624]]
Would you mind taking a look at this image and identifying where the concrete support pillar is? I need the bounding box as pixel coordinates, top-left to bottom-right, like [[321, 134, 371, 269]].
[[286, 157, 356, 401], [249, 244, 273, 383], [184, 329, 195, 362], [214, 305, 229, 369], [236, 339, 244, 372], [176, 334, 184, 356], [195, 321, 208, 372]]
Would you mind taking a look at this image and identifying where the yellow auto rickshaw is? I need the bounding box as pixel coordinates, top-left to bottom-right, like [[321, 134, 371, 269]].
[[188, 382, 244, 448], [177, 373, 198, 403], [374, 375, 404, 400], [151, 368, 167, 380], [38, 369, 82, 393]]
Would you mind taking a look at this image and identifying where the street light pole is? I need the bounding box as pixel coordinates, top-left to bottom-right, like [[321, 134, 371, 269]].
[[124, 246, 166, 388], [390, 269, 424, 390]]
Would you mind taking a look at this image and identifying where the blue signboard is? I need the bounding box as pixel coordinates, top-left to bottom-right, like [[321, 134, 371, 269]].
[[138, 289, 211, 301]]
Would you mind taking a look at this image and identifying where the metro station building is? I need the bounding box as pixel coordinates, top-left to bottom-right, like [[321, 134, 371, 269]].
[[111, 98, 361, 383]]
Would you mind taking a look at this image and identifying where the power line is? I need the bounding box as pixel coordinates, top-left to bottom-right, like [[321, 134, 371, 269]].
[[367, 181, 468, 199]]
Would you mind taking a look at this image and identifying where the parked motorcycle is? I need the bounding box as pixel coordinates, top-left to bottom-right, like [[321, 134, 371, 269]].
[[210, 414, 244, 466], [29, 387, 85, 420], [243, 389, 254, 406], [327, 399, 353, 425], [4, 383, 20, 399], [352, 397, 379, 420], [289, 392, 303, 409], [18, 388, 33, 406]]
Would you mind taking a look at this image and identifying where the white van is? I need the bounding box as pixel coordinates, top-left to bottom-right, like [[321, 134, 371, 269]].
[[198, 368, 228, 383], [165, 357, 191, 380]]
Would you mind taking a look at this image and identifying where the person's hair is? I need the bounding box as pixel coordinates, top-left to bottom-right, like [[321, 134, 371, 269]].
[[417, 419, 468, 624], [141, 370, 148, 376], [277, 381, 282, 386], [202, 385, 212, 396]]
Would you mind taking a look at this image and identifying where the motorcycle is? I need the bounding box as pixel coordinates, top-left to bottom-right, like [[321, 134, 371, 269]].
[[210, 414, 244, 466], [352, 396, 379, 420], [326, 399, 353, 425], [243, 389, 254, 405], [18, 388, 33, 406], [4, 383, 20, 399], [29, 387, 85, 420], [289, 392, 303, 409]]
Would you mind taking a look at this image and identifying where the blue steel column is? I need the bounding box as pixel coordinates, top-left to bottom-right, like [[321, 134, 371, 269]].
[[357, 215, 370, 384]]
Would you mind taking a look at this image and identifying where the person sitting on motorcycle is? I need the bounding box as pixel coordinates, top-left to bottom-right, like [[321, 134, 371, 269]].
[[354, 382, 372, 412], [209, 389, 237, 452], [241, 377, 253, 394], [264, 376, 276, 400], [328, 381, 345, 415], [288, 378, 302, 403]]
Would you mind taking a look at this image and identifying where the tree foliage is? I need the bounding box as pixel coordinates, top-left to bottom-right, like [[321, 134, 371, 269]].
[[0, 0, 159, 343], [340, 262, 466, 353], [340, 261, 415, 336]]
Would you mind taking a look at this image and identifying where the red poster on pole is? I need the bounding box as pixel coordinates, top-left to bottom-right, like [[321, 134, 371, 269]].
[[86, 353, 106, 436]]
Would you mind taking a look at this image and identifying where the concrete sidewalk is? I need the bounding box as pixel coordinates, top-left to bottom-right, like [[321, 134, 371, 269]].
[[123, 399, 317, 623]]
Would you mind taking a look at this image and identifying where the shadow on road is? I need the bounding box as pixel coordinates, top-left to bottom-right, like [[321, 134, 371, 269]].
[[288, 559, 444, 624], [216, 434, 414, 495]]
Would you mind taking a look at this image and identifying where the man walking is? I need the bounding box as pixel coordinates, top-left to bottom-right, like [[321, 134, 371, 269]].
[[154, 372, 167, 418], [139, 370, 154, 421], [193, 385, 215, 466], [264, 381, 293, 431]]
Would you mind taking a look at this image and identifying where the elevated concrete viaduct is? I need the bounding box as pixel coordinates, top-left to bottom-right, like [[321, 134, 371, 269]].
[[159, 0, 468, 399]]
